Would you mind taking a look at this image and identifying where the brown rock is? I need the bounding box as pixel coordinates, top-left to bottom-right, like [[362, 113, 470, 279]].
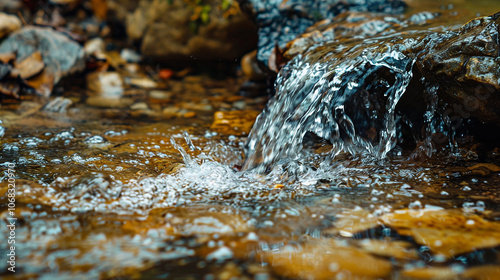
[[211, 110, 260, 136], [380, 209, 500, 258]]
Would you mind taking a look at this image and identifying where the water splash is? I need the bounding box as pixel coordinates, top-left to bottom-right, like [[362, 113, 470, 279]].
[[244, 38, 415, 172]]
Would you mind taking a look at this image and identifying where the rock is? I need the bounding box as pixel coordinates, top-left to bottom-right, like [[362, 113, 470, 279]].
[[0, 12, 21, 39], [126, 77, 157, 89], [211, 110, 260, 136], [380, 209, 500, 258], [130, 102, 148, 110], [115, 0, 257, 63], [238, 0, 407, 66], [241, 50, 267, 81], [42, 97, 73, 113], [84, 38, 105, 56], [12, 51, 45, 79], [0, 27, 85, 84], [149, 90, 172, 101], [86, 96, 134, 108], [86, 71, 124, 97]]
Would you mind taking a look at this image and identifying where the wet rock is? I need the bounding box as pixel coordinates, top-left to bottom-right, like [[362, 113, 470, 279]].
[[241, 50, 267, 81], [0, 27, 85, 84], [12, 51, 45, 79], [243, 12, 500, 171], [0, 12, 22, 39], [417, 13, 500, 125], [120, 48, 141, 63], [239, 0, 407, 66], [117, 0, 257, 63], [87, 71, 124, 97]]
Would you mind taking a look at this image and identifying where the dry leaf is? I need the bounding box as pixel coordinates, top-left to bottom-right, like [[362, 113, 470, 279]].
[[90, 0, 108, 21], [13, 51, 45, 79]]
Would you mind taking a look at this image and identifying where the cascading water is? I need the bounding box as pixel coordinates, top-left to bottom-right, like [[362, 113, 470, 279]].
[[244, 38, 416, 172]]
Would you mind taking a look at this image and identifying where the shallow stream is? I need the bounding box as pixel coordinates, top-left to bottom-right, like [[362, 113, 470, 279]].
[[1, 0, 500, 279]]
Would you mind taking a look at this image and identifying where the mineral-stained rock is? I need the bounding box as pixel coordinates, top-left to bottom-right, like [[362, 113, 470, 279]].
[[417, 13, 500, 125], [0, 12, 21, 39], [243, 12, 500, 171], [110, 0, 257, 64], [238, 0, 407, 66]]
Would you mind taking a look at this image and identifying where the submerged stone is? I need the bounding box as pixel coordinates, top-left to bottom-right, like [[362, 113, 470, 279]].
[[239, 0, 407, 66]]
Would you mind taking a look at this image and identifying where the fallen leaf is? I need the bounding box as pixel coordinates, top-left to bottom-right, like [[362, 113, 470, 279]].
[[0, 13, 22, 39], [13, 51, 45, 79]]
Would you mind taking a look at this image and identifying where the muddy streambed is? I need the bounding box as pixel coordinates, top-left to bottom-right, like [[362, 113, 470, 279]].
[[1, 1, 500, 280]]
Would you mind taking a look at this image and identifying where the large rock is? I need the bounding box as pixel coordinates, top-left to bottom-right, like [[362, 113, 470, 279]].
[[238, 0, 407, 66], [112, 0, 257, 63]]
